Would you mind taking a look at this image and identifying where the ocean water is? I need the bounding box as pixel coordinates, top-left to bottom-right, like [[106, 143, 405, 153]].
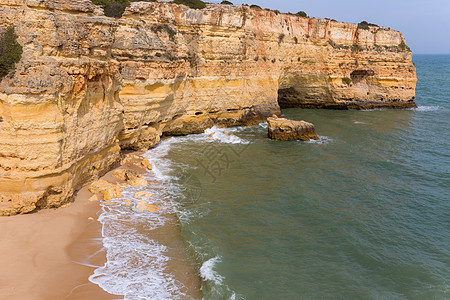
[[91, 55, 450, 299]]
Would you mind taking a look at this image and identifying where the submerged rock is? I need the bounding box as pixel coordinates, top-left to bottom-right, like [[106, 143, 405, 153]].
[[267, 117, 319, 141], [136, 200, 160, 212], [134, 191, 153, 200]]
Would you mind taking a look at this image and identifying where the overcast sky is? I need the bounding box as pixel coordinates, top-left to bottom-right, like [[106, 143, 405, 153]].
[[209, 0, 450, 54]]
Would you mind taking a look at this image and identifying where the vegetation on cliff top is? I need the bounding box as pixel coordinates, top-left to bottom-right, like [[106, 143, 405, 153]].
[[295, 11, 308, 17], [92, 0, 156, 18], [173, 0, 206, 9], [0, 27, 23, 81], [357, 21, 379, 30]]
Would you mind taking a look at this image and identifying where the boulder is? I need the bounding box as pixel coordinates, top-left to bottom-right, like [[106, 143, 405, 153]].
[[267, 117, 319, 141], [112, 169, 148, 187], [88, 180, 123, 201], [88, 195, 98, 202], [141, 159, 153, 170]]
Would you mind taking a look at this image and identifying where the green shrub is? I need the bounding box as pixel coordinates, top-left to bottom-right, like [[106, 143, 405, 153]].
[[104, 2, 128, 18], [357, 21, 379, 30], [296, 11, 307, 18], [0, 27, 23, 81], [250, 4, 261, 9], [342, 77, 352, 85], [399, 41, 410, 51], [221, 0, 233, 4], [352, 43, 362, 52], [91, 0, 156, 18], [187, 54, 198, 68], [173, 0, 206, 9], [152, 24, 177, 41]]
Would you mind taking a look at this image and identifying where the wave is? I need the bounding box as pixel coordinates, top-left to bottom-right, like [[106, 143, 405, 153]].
[[199, 256, 241, 300], [411, 105, 443, 112], [305, 135, 333, 144], [89, 126, 253, 299], [200, 256, 224, 285], [89, 138, 189, 299], [203, 126, 250, 144]]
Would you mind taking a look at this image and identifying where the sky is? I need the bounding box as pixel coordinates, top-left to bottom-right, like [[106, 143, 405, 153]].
[[209, 0, 450, 54]]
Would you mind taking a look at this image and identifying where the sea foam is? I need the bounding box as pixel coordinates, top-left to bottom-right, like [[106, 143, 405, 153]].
[[411, 105, 443, 111], [89, 138, 188, 299], [200, 256, 224, 285], [89, 126, 252, 299]]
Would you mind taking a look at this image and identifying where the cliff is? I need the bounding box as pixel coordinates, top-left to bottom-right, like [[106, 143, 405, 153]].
[[0, 0, 417, 215]]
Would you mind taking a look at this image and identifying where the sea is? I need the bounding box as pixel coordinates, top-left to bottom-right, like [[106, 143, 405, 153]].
[[89, 54, 450, 299]]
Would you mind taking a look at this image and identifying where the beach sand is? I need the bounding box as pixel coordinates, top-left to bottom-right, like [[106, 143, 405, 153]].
[[0, 155, 202, 299], [0, 185, 118, 299]]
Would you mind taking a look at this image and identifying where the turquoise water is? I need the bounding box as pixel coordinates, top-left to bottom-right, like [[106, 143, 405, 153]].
[[165, 55, 450, 299], [91, 55, 449, 299]]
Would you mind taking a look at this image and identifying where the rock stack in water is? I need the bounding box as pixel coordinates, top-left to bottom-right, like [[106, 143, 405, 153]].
[[267, 116, 319, 141]]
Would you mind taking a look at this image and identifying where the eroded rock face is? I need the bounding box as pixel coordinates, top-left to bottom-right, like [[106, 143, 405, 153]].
[[267, 117, 319, 141], [0, 1, 416, 215]]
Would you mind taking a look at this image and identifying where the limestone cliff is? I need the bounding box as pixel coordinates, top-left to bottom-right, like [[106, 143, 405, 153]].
[[0, 0, 416, 215]]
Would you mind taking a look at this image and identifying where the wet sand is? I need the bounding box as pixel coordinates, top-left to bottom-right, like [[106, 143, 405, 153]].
[[0, 155, 202, 299]]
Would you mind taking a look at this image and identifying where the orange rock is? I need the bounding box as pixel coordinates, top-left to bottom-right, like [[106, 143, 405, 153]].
[[136, 201, 161, 212], [141, 159, 153, 170], [112, 169, 148, 187], [88, 195, 98, 202], [267, 117, 319, 141], [89, 180, 123, 201]]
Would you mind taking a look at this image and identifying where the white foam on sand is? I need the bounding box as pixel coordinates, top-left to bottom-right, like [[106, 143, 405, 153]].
[[90, 126, 251, 299], [89, 139, 189, 299]]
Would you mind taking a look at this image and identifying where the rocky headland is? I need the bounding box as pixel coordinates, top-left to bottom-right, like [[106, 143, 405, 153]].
[[0, 0, 417, 215]]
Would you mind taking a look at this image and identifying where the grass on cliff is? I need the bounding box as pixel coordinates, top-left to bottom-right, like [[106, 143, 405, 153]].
[[172, 0, 206, 9], [399, 41, 411, 52], [91, 0, 156, 18], [0, 26, 23, 81]]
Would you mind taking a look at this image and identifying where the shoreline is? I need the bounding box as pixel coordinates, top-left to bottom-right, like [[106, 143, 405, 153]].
[[0, 184, 118, 299], [0, 151, 202, 299]]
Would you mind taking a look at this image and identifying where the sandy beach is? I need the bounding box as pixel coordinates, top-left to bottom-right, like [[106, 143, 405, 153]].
[[0, 154, 202, 299], [0, 184, 118, 299]]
